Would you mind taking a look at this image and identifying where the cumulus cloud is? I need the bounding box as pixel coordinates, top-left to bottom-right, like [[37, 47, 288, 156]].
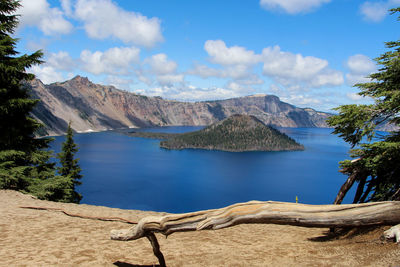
[[28, 51, 74, 84], [188, 64, 251, 80], [259, 0, 331, 14], [226, 81, 258, 94], [269, 84, 344, 110], [156, 74, 185, 86], [188, 40, 263, 93], [46, 51, 76, 71], [143, 54, 184, 86], [147, 85, 241, 102], [360, 0, 400, 22], [261, 45, 343, 89], [80, 46, 140, 75], [75, 0, 163, 47], [345, 54, 377, 85], [60, 0, 73, 17], [146, 54, 178, 75], [187, 64, 223, 78], [18, 0, 73, 35], [204, 40, 261, 66], [105, 75, 134, 91], [29, 65, 64, 84]]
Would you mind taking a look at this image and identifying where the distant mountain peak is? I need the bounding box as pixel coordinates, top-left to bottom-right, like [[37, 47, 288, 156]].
[[68, 75, 92, 86]]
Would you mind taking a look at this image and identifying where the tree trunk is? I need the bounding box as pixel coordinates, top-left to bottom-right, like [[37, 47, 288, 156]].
[[334, 172, 358, 204], [111, 200, 400, 241], [353, 176, 367, 203], [334, 158, 362, 204]]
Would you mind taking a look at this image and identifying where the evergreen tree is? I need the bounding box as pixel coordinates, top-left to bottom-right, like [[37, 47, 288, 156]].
[[327, 8, 400, 203], [57, 122, 82, 203], [0, 0, 76, 203]]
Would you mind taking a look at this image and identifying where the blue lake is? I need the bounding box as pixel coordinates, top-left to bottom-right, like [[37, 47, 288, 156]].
[[50, 127, 355, 213]]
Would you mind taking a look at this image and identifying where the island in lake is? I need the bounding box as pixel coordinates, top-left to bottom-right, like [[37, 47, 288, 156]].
[[129, 114, 304, 152]]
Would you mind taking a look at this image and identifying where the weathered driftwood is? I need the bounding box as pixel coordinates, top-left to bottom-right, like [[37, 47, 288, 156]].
[[383, 224, 400, 243], [111, 200, 400, 266], [111, 201, 400, 241]]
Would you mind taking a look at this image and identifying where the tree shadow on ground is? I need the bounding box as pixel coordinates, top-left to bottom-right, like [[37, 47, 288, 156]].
[[113, 261, 160, 267], [307, 225, 384, 242]]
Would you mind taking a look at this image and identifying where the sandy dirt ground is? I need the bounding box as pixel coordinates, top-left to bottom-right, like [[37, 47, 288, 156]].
[[0, 190, 399, 266]]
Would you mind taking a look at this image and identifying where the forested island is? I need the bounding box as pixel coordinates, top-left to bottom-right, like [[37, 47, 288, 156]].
[[129, 114, 304, 152]]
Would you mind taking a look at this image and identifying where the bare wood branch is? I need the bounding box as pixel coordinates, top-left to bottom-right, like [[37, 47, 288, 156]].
[[334, 158, 362, 204], [146, 233, 166, 267], [111, 200, 400, 241], [334, 172, 358, 204], [20, 206, 137, 224]]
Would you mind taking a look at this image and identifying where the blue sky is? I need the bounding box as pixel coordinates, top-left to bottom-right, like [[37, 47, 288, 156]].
[[15, 0, 400, 112]]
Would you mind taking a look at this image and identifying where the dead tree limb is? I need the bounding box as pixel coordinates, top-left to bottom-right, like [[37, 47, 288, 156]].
[[334, 158, 363, 205], [146, 233, 166, 267], [20, 206, 137, 224], [111, 200, 400, 266], [111, 200, 400, 241]]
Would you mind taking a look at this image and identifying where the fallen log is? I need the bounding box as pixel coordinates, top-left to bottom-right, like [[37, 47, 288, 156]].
[[111, 200, 400, 266]]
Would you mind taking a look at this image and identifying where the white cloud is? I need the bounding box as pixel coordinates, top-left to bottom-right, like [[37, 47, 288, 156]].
[[188, 64, 252, 80], [80, 46, 140, 75], [262, 45, 343, 89], [187, 64, 222, 78], [188, 40, 262, 87], [143, 54, 184, 86], [18, 0, 73, 35], [309, 70, 344, 87], [60, 0, 73, 17], [347, 92, 364, 101], [147, 85, 241, 102], [260, 0, 331, 14], [345, 54, 377, 85], [146, 54, 178, 75], [360, 0, 400, 22], [29, 65, 64, 84], [105, 75, 134, 91], [283, 94, 322, 106], [75, 0, 163, 47], [204, 40, 260, 66], [156, 74, 185, 86], [226, 81, 257, 94], [347, 54, 376, 74], [47, 51, 76, 71]]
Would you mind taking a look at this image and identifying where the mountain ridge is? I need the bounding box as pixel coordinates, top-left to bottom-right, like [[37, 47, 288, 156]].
[[26, 76, 331, 135]]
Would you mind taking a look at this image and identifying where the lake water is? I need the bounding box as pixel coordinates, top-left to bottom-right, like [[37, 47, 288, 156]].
[[50, 127, 355, 213]]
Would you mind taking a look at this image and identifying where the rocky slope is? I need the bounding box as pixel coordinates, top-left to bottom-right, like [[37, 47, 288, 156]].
[[160, 114, 304, 151], [27, 76, 330, 135]]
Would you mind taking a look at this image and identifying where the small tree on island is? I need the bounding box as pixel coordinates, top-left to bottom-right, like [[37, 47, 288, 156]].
[[57, 122, 82, 203], [328, 8, 400, 204]]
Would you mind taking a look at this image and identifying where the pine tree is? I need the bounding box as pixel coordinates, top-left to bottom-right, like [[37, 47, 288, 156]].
[[0, 0, 47, 190], [327, 8, 400, 203], [57, 122, 82, 203], [0, 0, 76, 203]]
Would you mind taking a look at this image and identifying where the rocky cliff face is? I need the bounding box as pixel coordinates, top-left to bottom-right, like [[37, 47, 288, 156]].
[[27, 76, 330, 135]]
